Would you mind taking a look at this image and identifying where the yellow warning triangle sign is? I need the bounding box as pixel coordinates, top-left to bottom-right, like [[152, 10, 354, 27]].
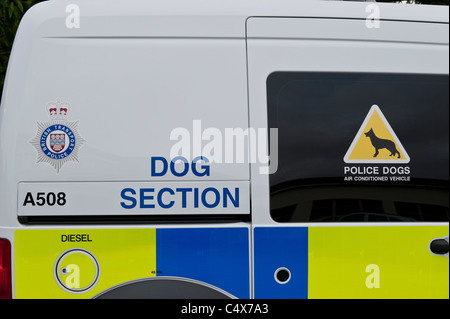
[[344, 105, 410, 163]]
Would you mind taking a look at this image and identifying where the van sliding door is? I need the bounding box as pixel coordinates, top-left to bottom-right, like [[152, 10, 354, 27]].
[[247, 17, 449, 298]]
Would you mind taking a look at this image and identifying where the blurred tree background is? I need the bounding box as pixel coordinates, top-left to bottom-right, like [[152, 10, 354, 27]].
[[1, 0, 44, 90], [0, 0, 449, 97]]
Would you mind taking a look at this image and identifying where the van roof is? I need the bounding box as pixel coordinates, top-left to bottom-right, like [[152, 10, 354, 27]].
[[21, 0, 449, 39]]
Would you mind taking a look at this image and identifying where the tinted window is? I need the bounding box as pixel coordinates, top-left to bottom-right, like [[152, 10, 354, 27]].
[[267, 72, 449, 222]]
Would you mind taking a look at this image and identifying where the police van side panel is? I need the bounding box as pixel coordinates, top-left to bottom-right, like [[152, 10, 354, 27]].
[[0, 0, 449, 299], [0, 0, 252, 299], [248, 12, 449, 298]]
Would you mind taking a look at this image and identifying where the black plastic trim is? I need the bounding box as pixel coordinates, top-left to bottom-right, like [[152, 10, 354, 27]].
[[18, 214, 251, 225]]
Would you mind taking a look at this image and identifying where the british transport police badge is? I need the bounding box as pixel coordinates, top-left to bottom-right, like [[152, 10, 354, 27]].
[[30, 99, 86, 173]]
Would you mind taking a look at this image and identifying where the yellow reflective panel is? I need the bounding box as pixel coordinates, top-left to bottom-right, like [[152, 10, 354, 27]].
[[308, 226, 449, 299], [15, 229, 156, 299]]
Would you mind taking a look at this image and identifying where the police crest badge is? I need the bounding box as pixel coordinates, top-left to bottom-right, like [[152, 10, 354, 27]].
[[30, 99, 86, 173]]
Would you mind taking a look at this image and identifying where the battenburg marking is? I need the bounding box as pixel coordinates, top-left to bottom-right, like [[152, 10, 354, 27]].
[[30, 99, 86, 173]]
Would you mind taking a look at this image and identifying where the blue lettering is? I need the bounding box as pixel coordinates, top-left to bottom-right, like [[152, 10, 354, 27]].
[[140, 188, 155, 208], [151, 157, 168, 177], [202, 187, 220, 208], [157, 188, 175, 209], [223, 188, 239, 208], [192, 156, 210, 177], [120, 186, 242, 210], [176, 188, 192, 208], [170, 156, 189, 177], [194, 188, 199, 208], [120, 188, 137, 209], [151, 156, 211, 177]]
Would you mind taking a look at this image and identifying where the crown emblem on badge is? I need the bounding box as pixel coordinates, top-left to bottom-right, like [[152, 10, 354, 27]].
[[30, 98, 86, 173], [46, 99, 71, 121]]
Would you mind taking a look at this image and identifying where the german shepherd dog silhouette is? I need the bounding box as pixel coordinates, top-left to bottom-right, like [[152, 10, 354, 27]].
[[364, 128, 401, 158]]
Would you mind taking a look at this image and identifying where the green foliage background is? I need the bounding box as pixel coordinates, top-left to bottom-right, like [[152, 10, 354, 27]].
[[1, 0, 44, 90], [0, 0, 448, 98]]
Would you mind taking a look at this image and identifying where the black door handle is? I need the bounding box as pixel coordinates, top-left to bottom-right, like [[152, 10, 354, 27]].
[[429, 238, 449, 255]]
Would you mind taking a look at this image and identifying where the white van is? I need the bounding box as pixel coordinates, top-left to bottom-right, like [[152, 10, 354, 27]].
[[0, 0, 448, 299]]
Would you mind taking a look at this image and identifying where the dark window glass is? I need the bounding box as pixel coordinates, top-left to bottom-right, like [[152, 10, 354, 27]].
[[394, 202, 422, 221], [267, 72, 449, 222], [271, 204, 297, 222], [361, 200, 384, 214], [310, 200, 333, 222]]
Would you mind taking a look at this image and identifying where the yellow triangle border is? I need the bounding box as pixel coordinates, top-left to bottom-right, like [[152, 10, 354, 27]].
[[343, 105, 410, 164]]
